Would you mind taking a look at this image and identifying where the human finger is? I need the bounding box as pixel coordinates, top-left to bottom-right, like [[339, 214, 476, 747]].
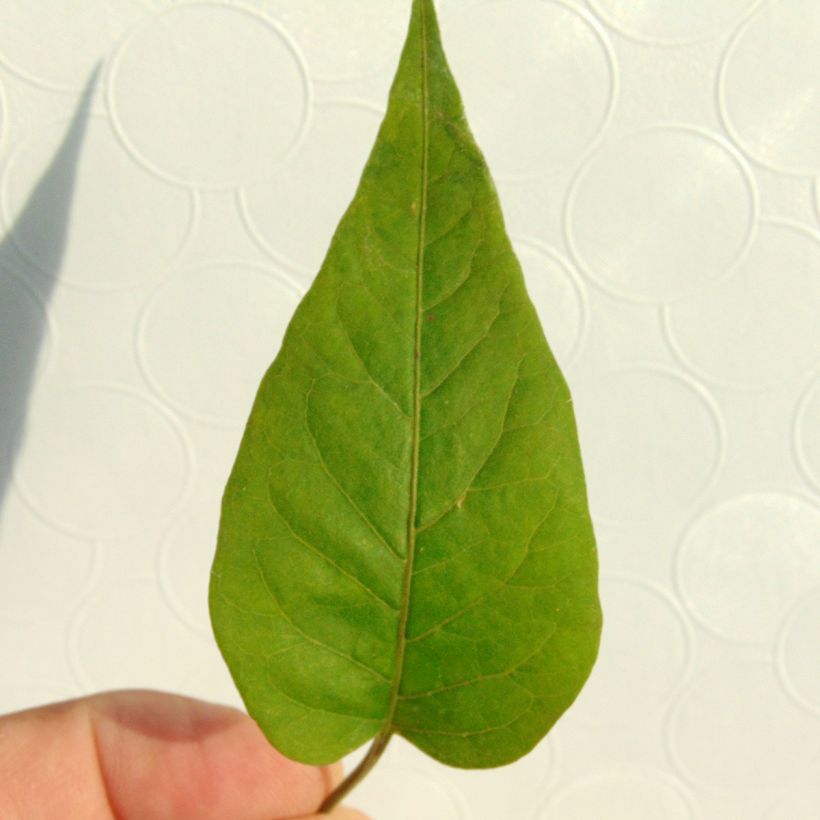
[[0, 690, 341, 820]]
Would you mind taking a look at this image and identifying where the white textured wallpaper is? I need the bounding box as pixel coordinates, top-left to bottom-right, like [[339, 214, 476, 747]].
[[1, 1, 820, 818]]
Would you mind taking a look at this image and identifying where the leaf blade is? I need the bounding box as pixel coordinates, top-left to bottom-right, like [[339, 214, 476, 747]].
[[210, 0, 601, 769]]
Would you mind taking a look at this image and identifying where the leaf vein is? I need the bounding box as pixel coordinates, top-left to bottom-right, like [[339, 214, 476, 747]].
[[265, 492, 400, 613], [420, 282, 513, 400], [335, 289, 411, 420], [305, 380, 404, 560], [417, 358, 523, 533], [400, 697, 534, 738], [251, 546, 392, 683], [399, 626, 556, 700], [409, 495, 558, 642], [267, 674, 383, 722]]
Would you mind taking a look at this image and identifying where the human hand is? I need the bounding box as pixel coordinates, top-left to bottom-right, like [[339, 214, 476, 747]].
[[0, 689, 367, 819]]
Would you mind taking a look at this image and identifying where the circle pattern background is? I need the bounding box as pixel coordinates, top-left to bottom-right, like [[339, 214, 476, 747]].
[[107, 2, 311, 188], [0, 2, 819, 818], [440, 0, 616, 180], [587, 0, 759, 45], [2, 114, 194, 290], [566, 126, 756, 304], [719, 1, 820, 175]]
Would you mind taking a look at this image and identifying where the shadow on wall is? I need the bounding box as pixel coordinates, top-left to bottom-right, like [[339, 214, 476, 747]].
[[0, 67, 98, 517]]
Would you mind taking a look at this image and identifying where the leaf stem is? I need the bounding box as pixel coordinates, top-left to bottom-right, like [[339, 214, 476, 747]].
[[318, 731, 393, 813]]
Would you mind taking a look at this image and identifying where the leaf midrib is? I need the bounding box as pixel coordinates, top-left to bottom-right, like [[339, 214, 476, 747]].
[[383, 0, 430, 739]]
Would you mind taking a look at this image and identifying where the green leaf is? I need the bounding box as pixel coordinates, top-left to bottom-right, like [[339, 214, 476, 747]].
[[210, 0, 600, 775]]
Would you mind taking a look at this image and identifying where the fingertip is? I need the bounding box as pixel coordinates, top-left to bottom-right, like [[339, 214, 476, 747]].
[[331, 809, 370, 820], [305, 809, 368, 820], [324, 761, 345, 791], [86, 691, 338, 818]]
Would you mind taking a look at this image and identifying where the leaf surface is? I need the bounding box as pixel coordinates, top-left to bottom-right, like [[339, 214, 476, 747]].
[[210, 0, 601, 769]]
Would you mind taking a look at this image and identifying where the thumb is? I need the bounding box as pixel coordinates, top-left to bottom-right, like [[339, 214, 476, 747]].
[[301, 809, 369, 820]]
